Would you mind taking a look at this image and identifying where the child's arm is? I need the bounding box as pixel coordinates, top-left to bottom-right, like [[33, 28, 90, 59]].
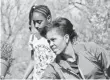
[[23, 50, 34, 79], [23, 60, 34, 79]]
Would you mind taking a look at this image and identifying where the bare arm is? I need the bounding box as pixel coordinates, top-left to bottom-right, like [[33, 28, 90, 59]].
[[23, 50, 34, 79]]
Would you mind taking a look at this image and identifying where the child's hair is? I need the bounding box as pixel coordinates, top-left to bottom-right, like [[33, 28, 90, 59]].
[[29, 5, 51, 25]]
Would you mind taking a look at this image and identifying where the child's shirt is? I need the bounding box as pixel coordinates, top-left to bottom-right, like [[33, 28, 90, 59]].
[[29, 34, 55, 80]]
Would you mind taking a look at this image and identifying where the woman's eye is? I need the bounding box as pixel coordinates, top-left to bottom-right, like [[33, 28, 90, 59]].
[[51, 38, 56, 42], [47, 40, 50, 44]]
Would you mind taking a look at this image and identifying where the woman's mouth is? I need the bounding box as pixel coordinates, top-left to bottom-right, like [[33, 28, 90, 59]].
[[51, 48, 56, 52]]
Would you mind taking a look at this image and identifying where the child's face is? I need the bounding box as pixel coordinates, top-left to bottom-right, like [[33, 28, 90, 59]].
[[31, 12, 48, 35]]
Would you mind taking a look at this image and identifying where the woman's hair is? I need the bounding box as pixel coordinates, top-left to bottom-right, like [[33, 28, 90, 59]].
[[45, 17, 78, 42], [29, 5, 51, 25]]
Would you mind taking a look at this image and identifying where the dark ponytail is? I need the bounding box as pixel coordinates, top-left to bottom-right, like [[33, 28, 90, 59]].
[[70, 30, 78, 42], [51, 17, 78, 42]]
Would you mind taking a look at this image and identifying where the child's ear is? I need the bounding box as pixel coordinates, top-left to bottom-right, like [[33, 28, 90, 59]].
[[47, 15, 52, 22]]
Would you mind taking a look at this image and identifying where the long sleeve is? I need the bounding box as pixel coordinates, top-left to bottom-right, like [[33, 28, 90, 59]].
[[83, 42, 110, 77], [74, 42, 110, 78], [88, 42, 109, 70], [41, 64, 59, 79]]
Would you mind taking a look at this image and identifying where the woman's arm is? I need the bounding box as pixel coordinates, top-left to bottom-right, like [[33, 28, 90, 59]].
[[87, 42, 110, 78], [41, 64, 58, 79]]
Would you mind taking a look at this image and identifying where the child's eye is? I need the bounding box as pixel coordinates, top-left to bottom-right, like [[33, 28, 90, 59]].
[[33, 20, 42, 25], [37, 20, 42, 24]]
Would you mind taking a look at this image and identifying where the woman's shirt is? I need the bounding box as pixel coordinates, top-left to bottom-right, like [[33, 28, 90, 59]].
[[74, 42, 110, 79], [41, 42, 110, 79], [41, 54, 84, 79]]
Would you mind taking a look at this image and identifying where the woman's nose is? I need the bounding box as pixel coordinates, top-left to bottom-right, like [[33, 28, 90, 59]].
[[49, 41, 55, 49], [49, 41, 53, 46]]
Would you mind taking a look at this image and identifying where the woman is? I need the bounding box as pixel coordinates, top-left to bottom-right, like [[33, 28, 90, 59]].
[[41, 17, 110, 79], [23, 4, 55, 80]]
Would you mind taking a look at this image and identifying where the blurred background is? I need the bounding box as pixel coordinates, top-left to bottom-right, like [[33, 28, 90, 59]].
[[0, 0, 110, 79]]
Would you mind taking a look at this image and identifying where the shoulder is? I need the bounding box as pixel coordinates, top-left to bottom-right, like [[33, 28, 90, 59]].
[[74, 42, 100, 51], [74, 42, 109, 57], [74, 41, 97, 48], [73, 42, 102, 56]]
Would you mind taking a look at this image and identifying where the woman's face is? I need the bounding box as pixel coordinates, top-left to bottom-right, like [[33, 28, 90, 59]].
[[31, 12, 48, 34], [46, 28, 68, 55]]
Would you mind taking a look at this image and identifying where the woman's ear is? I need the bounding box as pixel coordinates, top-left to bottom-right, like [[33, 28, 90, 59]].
[[64, 34, 69, 44], [47, 15, 52, 22]]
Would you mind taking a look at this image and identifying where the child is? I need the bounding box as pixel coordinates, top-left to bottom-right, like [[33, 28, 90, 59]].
[[23, 4, 55, 80]]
